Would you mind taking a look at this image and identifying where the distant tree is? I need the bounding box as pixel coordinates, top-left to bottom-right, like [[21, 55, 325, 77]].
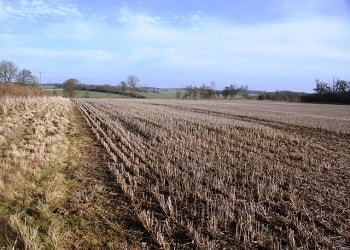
[[120, 80, 128, 96], [63, 78, 79, 97], [210, 81, 217, 99], [184, 83, 225, 99], [175, 90, 182, 99], [222, 87, 230, 99], [258, 94, 266, 100], [302, 78, 350, 104], [184, 85, 193, 99], [199, 84, 206, 99], [332, 78, 349, 93], [259, 91, 301, 102], [238, 85, 249, 98], [16, 69, 38, 86], [0, 60, 19, 83], [313, 79, 331, 94], [190, 86, 199, 99], [222, 84, 239, 99], [127, 75, 139, 96], [199, 83, 214, 99]]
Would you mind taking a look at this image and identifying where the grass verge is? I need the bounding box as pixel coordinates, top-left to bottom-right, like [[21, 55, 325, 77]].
[[0, 96, 71, 248]]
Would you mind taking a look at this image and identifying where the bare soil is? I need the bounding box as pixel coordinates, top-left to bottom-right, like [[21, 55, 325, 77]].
[[60, 105, 153, 249], [73, 98, 350, 249]]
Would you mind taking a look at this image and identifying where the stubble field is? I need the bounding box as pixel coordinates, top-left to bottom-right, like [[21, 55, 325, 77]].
[[0, 96, 144, 249], [75, 99, 350, 249]]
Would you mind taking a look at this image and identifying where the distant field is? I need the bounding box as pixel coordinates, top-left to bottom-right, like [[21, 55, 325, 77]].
[[44, 89, 125, 98], [75, 99, 350, 249], [44, 89, 177, 99], [146, 99, 350, 133], [142, 91, 177, 99]]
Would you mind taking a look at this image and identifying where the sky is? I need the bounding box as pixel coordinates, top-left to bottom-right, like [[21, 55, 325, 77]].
[[0, 0, 349, 92]]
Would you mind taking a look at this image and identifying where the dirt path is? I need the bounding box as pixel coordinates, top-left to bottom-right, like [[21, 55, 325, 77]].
[[61, 104, 153, 249]]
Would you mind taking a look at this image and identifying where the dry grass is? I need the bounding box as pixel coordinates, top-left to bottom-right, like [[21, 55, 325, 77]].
[[75, 98, 350, 249], [0, 83, 48, 98], [0, 96, 72, 249]]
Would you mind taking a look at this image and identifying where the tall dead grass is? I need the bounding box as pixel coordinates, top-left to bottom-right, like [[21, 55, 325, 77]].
[[0, 96, 72, 249], [0, 83, 47, 98]]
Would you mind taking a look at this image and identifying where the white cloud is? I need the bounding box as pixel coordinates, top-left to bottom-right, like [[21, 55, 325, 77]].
[[110, 8, 350, 77], [117, 6, 161, 25], [2, 47, 115, 61], [44, 21, 97, 41], [0, 33, 22, 47], [0, 2, 349, 90], [3, 0, 82, 20], [0, 1, 7, 20]]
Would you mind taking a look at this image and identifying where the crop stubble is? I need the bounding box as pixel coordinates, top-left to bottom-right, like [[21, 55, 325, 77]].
[[75, 99, 350, 249]]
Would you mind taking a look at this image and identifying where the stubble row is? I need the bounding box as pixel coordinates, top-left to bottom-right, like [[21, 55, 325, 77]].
[[75, 99, 350, 249]]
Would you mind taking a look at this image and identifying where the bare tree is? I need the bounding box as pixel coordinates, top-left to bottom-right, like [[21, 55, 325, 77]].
[[119, 80, 128, 96], [175, 90, 182, 99], [127, 75, 139, 97], [313, 79, 331, 94], [238, 84, 249, 97], [332, 78, 349, 93], [199, 83, 215, 99], [184, 85, 193, 99], [222, 84, 239, 99], [0, 60, 19, 83], [63, 78, 79, 98], [16, 69, 38, 86], [222, 84, 248, 99]]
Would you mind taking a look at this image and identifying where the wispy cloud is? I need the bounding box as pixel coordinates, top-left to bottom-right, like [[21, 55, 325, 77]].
[[0, 1, 349, 90], [5, 47, 114, 61], [3, 0, 82, 20], [113, 8, 350, 74]]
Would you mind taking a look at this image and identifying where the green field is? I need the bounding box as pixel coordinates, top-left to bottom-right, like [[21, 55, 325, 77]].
[[45, 89, 124, 98], [141, 91, 177, 99]]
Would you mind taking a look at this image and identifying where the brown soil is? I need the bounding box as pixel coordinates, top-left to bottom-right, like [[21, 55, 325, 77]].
[[73, 99, 350, 249], [61, 105, 153, 249]]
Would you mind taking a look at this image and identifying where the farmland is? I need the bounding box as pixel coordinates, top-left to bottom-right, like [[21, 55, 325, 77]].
[[0, 96, 144, 249], [75, 99, 350, 249]]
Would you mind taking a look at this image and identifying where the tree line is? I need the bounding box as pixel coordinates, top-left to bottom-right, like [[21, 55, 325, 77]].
[[1, 59, 252, 100], [258, 91, 304, 102], [176, 83, 248, 99], [0, 60, 38, 86], [62, 75, 145, 98], [0, 59, 145, 98], [302, 78, 350, 104], [7, 59, 347, 103]]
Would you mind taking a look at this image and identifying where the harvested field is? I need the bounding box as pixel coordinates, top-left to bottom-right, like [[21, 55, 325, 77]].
[[0, 96, 144, 249], [75, 98, 350, 249]]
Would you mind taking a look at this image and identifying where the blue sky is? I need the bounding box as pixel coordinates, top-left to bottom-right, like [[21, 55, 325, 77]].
[[0, 0, 349, 92]]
